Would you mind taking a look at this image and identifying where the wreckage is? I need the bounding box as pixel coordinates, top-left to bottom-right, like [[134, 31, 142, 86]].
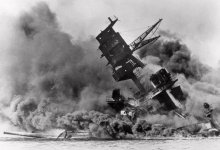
[[95, 17, 220, 137], [4, 17, 220, 140], [96, 17, 185, 119]]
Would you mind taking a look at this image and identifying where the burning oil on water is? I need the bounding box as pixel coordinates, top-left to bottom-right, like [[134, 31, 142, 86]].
[[0, 2, 220, 142]]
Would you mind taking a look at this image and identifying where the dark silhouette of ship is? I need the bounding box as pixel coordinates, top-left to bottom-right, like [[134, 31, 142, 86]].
[[96, 17, 185, 119], [3, 17, 220, 139]]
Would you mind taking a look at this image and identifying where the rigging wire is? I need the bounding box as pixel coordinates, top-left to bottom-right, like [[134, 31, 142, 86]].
[[149, 21, 161, 38], [119, 26, 150, 33]]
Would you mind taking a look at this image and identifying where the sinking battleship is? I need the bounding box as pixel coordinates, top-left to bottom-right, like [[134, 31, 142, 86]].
[[4, 17, 220, 140], [95, 17, 220, 137], [96, 17, 185, 119]]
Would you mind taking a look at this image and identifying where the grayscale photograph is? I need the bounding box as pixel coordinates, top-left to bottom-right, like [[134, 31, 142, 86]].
[[0, 0, 219, 150]]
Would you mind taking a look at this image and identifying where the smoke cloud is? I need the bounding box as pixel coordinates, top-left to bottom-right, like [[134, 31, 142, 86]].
[[0, 2, 134, 131], [0, 2, 220, 139], [135, 33, 220, 131], [138, 40, 209, 80]]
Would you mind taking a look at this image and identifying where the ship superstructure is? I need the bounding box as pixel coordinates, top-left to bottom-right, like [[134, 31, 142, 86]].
[[96, 17, 185, 118]]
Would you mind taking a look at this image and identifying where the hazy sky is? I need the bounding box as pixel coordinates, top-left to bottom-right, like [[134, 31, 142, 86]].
[[0, 0, 220, 68]]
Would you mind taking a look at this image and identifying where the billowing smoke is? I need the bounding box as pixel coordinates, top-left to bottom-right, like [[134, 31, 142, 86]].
[[136, 34, 220, 131], [1, 2, 220, 139], [0, 2, 135, 132], [138, 40, 209, 81]]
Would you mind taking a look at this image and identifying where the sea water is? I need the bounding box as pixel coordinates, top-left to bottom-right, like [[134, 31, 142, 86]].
[[1, 137, 220, 150]]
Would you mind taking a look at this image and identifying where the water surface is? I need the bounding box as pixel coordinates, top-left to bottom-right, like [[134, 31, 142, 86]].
[[1, 138, 220, 150]]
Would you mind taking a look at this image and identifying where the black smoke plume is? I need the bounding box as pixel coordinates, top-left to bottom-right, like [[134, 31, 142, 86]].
[[0, 2, 133, 131], [1, 2, 220, 139], [138, 40, 209, 80]]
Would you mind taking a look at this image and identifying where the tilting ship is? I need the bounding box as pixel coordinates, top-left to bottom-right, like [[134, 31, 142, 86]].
[[4, 17, 220, 140], [96, 17, 185, 119]]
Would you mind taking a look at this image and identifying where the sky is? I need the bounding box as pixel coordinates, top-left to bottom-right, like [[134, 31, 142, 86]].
[[0, 0, 220, 68]]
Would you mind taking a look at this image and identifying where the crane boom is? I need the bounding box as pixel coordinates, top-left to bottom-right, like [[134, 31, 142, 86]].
[[129, 19, 162, 52]]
